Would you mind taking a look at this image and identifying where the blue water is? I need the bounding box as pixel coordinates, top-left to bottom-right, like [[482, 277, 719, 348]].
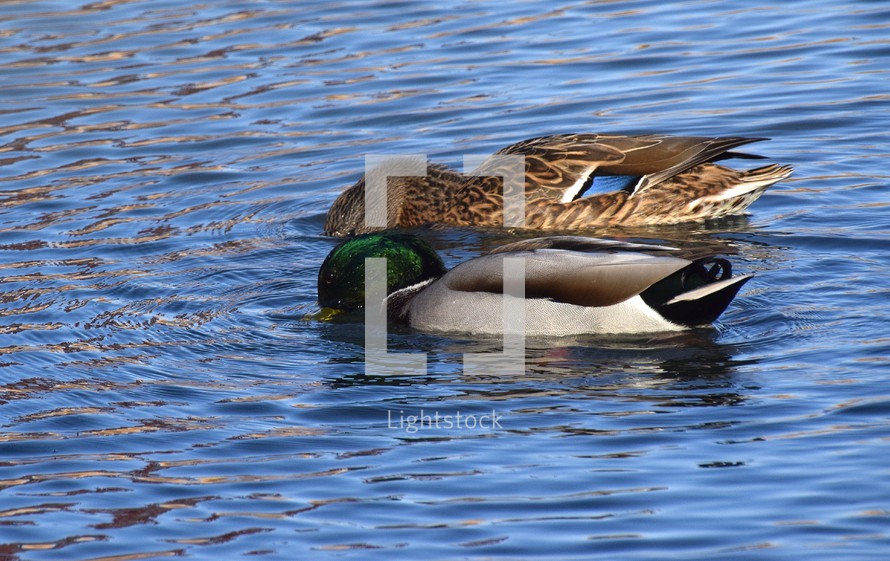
[[1, 1, 889, 559]]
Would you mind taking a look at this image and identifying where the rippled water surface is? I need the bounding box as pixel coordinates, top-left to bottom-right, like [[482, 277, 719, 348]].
[[1, 1, 889, 559]]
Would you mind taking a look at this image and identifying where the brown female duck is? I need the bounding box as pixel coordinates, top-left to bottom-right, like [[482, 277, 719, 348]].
[[323, 134, 792, 236]]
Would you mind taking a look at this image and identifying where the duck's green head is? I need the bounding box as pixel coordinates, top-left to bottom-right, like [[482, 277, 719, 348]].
[[317, 232, 447, 312]]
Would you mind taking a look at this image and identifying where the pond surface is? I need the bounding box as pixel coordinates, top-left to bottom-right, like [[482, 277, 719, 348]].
[[1, 1, 889, 559]]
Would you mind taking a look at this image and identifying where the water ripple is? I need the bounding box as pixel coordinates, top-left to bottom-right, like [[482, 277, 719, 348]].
[[1, 0, 889, 559]]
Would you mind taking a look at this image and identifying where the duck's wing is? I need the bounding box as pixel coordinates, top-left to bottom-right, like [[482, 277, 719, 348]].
[[473, 134, 769, 202], [485, 235, 677, 255], [456, 134, 623, 202], [443, 246, 691, 308], [487, 235, 735, 263], [589, 134, 767, 194]]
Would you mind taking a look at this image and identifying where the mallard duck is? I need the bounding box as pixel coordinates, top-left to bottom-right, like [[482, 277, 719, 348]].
[[324, 133, 793, 237], [317, 232, 753, 335]]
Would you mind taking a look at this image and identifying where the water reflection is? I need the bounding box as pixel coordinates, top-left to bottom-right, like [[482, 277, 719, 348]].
[[318, 326, 750, 410]]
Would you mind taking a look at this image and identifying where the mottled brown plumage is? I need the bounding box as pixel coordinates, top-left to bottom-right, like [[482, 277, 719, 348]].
[[323, 134, 793, 236]]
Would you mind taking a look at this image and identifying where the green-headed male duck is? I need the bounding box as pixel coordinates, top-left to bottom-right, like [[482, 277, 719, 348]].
[[324, 133, 792, 237], [317, 232, 753, 336]]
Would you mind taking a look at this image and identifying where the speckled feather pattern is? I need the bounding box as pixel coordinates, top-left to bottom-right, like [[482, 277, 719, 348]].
[[323, 134, 793, 236]]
